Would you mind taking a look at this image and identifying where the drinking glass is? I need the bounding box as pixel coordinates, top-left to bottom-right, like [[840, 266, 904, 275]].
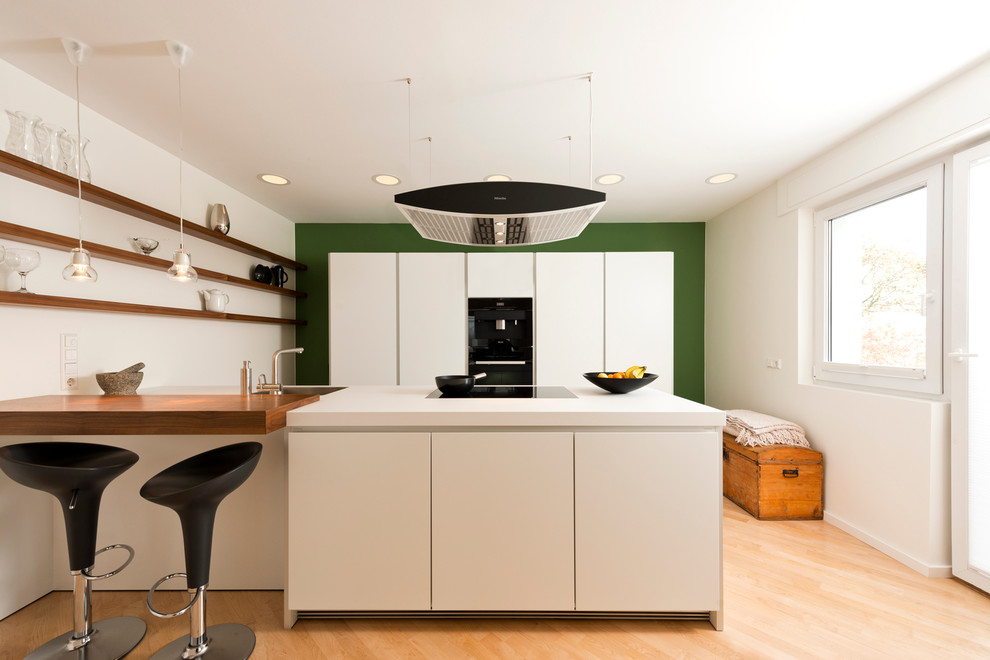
[[5, 248, 41, 293]]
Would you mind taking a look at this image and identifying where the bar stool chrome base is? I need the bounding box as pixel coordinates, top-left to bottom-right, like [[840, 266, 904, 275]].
[[148, 623, 255, 660], [24, 616, 146, 660]]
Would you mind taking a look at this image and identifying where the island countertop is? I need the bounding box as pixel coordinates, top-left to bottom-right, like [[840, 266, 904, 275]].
[[286, 384, 725, 429], [0, 392, 321, 435]]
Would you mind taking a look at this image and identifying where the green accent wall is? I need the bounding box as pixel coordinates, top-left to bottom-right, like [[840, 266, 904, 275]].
[[295, 223, 705, 402]]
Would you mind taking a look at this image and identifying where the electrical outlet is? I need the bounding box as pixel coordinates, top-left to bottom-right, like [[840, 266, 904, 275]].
[[61, 333, 78, 390], [765, 358, 782, 370]]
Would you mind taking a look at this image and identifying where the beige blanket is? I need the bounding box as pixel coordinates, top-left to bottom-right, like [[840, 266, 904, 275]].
[[724, 409, 810, 448]]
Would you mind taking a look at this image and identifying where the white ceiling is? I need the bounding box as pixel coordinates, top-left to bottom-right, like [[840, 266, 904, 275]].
[[2, 1, 990, 225]]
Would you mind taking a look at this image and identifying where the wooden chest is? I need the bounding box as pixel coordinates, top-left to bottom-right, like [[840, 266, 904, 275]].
[[722, 432, 823, 520]]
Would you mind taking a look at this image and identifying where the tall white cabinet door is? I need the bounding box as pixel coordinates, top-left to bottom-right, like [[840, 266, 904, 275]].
[[432, 432, 574, 610], [535, 252, 605, 386], [604, 252, 674, 392], [467, 253, 534, 298], [575, 431, 721, 612], [398, 253, 466, 385], [329, 253, 397, 385], [287, 432, 431, 611]]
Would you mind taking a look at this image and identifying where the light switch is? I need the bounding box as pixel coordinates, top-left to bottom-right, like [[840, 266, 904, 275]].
[[61, 333, 78, 390]]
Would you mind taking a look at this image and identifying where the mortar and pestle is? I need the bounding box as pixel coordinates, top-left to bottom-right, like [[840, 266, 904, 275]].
[[95, 362, 145, 395]]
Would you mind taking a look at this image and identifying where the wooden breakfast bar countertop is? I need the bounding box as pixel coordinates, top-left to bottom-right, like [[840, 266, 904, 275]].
[[0, 393, 321, 436]]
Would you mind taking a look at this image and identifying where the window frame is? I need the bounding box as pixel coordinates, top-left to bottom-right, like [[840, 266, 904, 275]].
[[813, 163, 944, 396]]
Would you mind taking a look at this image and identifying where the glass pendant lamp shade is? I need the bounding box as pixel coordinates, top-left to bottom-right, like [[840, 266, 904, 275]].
[[167, 247, 198, 282], [62, 246, 97, 281]]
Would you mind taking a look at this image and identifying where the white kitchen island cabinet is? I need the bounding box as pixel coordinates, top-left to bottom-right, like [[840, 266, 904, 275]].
[[432, 432, 574, 610], [575, 431, 721, 616], [285, 385, 725, 629], [287, 432, 431, 611]]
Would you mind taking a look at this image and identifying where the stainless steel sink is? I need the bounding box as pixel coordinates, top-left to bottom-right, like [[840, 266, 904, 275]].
[[280, 385, 345, 395]]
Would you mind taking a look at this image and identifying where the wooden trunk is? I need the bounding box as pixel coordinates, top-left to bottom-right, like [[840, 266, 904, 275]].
[[722, 432, 823, 520]]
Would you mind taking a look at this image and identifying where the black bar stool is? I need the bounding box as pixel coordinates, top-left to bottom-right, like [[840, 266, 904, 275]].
[[141, 442, 263, 660], [0, 441, 146, 660]]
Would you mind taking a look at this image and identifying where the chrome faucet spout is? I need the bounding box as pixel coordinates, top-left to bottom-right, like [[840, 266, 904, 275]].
[[256, 347, 304, 394], [272, 347, 304, 389]]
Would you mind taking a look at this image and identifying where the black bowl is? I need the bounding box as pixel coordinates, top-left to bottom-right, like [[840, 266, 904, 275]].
[[583, 372, 658, 393]]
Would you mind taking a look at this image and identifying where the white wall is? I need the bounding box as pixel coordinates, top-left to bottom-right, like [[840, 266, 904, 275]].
[[0, 58, 298, 618], [705, 56, 990, 577]]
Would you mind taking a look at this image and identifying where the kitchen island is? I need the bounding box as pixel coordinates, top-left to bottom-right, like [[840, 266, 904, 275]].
[[285, 385, 726, 629]]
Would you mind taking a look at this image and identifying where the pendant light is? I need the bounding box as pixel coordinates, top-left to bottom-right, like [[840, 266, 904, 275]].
[[165, 40, 197, 283], [60, 38, 98, 282]]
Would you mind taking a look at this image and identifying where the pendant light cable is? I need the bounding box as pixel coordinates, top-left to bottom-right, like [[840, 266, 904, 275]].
[[177, 64, 184, 250], [427, 136, 432, 186], [165, 40, 197, 283], [61, 37, 96, 282], [74, 65, 83, 250]]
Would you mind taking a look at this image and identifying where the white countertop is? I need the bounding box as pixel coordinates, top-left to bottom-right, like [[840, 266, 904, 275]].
[[287, 385, 725, 429]]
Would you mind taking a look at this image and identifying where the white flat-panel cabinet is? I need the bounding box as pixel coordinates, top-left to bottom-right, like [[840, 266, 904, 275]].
[[605, 252, 674, 392], [535, 253, 605, 386], [329, 253, 397, 385], [574, 431, 721, 613], [398, 253, 466, 385], [467, 253, 534, 298], [287, 432, 431, 611], [432, 431, 574, 610]]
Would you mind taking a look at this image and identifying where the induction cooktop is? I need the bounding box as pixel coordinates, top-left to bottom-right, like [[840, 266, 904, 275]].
[[427, 386, 576, 399]]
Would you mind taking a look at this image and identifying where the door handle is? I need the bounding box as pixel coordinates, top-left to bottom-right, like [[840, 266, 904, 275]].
[[948, 351, 979, 362]]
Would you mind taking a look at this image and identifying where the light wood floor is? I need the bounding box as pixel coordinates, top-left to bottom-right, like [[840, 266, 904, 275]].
[[2, 499, 988, 659]]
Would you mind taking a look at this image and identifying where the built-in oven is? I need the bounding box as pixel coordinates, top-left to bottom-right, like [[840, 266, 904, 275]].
[[468, 297, 533, 385]]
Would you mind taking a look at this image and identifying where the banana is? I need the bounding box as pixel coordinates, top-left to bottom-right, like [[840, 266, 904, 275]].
[[624, 365, 647, 379]]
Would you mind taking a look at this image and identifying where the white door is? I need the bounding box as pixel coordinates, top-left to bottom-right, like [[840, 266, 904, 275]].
[[574, 431, 721, 612], [398, 253, 466, 385], [466, 252, 534, 298], [432, 431, 574, 610], [950, 142, 990, 592], [534, 252, 605, 386], [329, 253, 397, 385], [604, 252, 674, 392], [287, 432, 432, 610]]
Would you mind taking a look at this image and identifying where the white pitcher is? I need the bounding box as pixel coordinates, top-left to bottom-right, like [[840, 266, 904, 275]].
[[200, 289, 229, 313]]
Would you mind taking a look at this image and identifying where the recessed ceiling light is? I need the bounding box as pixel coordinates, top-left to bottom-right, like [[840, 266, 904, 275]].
[[705, 172, 737, 184], [485, 174, 512, 182], [595, 173, 624, 185], [373, 174, 401, 186], [258, 173, 290, 185]]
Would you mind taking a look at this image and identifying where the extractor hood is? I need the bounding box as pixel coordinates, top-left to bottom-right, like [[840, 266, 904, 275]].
[[394, 181, 606, 246]]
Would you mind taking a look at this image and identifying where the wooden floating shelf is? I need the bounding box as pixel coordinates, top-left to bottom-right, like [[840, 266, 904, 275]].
[[0, 150, 306, 271], [0, 220, 306, 299], [0, 291, 305, 326]]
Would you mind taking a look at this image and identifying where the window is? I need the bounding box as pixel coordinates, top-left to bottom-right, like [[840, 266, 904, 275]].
[[814, 164, 944, 395]]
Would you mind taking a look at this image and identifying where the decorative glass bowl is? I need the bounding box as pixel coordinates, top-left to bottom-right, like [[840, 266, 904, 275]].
[[130, 237, 159, 255], [582, 372, 658, 394]]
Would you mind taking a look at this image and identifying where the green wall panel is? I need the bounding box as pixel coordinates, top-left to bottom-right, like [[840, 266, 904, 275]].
[[294, 222, 705, 402]]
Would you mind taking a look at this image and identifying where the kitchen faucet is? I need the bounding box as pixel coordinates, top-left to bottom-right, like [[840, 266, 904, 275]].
[[256, 347, 304, 394]]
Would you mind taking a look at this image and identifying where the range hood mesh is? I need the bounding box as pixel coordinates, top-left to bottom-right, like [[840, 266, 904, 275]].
[[396, 204, 604, 246], [394, 181, 606, 246]]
